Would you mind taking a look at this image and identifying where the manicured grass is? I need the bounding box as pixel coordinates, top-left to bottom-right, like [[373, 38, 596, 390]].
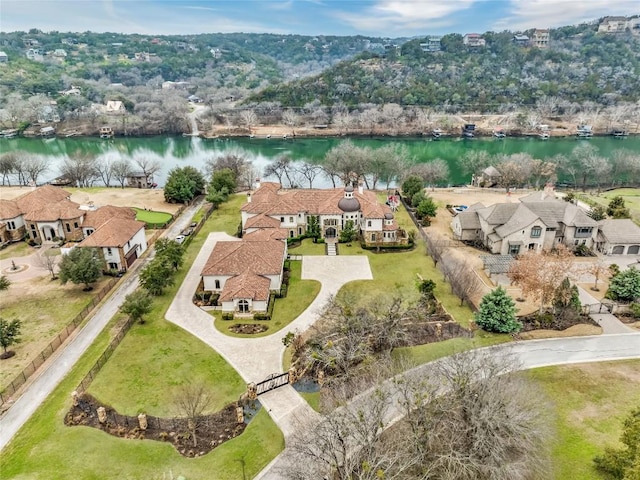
[[213, 261, 321, 338], [527, 360, 640, 480], [89, 196, 251, 415], [336, 202, 475, 326], [578, 188, 640, 224], [0, 194, 284, 479], [0, 241, 33, 260], [289, 237, 326, 255], [133, 207, 173, 224], [299, 391, 321, 412]]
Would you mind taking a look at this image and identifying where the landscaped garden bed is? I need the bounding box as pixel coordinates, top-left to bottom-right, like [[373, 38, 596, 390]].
[[519, 311, 598, 332], [65, 394, 250, 457], [229, 324, 268, 334]]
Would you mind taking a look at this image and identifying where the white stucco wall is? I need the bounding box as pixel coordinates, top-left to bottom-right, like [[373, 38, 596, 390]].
[[203, 274, 233, 291]]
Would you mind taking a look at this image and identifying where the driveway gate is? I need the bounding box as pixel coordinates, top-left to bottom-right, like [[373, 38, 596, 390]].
[[256, 372, 290, 395]]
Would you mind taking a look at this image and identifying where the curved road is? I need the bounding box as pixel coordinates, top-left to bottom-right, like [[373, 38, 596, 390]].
[[0, 200, 203, 451], [256, 332, 640, 479]]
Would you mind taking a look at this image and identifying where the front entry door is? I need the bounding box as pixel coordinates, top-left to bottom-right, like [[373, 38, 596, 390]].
[[325, 227, 337, 238]]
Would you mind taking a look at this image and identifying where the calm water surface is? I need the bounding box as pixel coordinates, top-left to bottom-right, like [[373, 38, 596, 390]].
[[2, 135, 639, 187]]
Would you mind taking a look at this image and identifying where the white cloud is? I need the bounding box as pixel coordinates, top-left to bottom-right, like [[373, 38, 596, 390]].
[[494, 0, 640, 31], [335, 0, 477, 34]]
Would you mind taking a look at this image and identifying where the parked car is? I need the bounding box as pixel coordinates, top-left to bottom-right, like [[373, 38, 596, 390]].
[[181, 227, 194, 236], [189, 222, 197, 228], [175, 235, 186, 244]]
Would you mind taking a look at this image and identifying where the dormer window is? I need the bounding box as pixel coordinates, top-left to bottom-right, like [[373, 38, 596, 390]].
[[531, 226, 542, 238]]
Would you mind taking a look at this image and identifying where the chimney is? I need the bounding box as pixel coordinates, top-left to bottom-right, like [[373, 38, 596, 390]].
[[247, 192, 251, 203], [358, 183, 364, 195], [255, 178, 261, 190]]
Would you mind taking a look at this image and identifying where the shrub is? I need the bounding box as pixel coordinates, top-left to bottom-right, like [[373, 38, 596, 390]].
[[253, 312, 270, 320], [630, 303, 640, 319], [475, 286, 521, 333], [222, 312, 234, 321]]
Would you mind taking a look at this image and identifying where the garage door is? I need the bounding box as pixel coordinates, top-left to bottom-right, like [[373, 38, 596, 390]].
[[612, 245, 624, 254], [628, 245, 640, 255]]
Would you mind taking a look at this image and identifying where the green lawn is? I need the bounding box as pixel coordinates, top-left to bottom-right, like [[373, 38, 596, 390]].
[[528, 360, 640, 480], [0, 194, 284, 479], [213, 260, 321, 338], [289, 237, 326, 255], [133, 207, 173, 225], [578, 188, 640, 224]]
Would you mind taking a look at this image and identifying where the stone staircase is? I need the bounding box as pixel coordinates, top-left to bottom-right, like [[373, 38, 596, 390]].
[[326, 242, 337, 256]]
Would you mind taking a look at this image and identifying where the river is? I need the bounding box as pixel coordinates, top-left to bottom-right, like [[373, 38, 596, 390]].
[[2, 135, 639, 187]]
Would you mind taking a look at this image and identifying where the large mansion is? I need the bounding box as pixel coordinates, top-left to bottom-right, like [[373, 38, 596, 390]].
[[241, 181, 408, 246], [200, 181, 407, 315], [452, 191, 640, 256], [0, 185, 148, 271]]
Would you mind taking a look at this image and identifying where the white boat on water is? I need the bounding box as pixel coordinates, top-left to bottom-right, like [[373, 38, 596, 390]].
[[432, 129, 442, 139], [493, 129, 506, 138]]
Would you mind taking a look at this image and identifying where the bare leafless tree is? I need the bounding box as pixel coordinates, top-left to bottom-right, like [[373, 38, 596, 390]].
[[111, 159, 133, 188], [440, 252, 484, 306], [239, 109, 257, 134], [173, 383, 213, 448], [94, 156, 116, 187], [282, 109, 299, 135], [424, 231, 449, 267], [23, 155, 49, 185], [60, 153, 99, 187], [133, 157, 162, 183], [295, 161, 322, 189], [39, 250, 58, 279]]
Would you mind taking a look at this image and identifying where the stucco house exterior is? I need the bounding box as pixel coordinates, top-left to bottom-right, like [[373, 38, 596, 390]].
[[452, 193, 599, 255], [241, 181, 407, 246], [76, 216, 148, 271], [0, 185, 148, 270], [201, 238, 287, 313], [596, 219, 640, 255]]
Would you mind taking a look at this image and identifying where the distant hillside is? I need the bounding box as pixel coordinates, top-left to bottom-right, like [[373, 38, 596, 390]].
[[249, 22, 640, 111], [0, 30, 401, 96]]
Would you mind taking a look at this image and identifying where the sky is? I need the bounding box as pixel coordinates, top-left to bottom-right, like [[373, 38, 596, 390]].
[[1, 0, 638, 37]]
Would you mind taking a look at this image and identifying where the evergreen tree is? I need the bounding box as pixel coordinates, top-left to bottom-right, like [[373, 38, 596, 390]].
[[0, 317, 22, 359], [594, 407, 640, 480], [402, 175, 423, 200], [416, 197, 438, 222], [164, 166, 205, 204], [155, 238, 185, 271], [58, 247, 102, 290], [339, 220, 357, 243], [210, 167, 236, 193], [475, 286, 521, 333], [139, 258, 175, 296], [606, 267, 640, 302], [607, 196, 631, 219], [119, 290, 153, 324], [307, 215, 320, 240], [588, 204, 607, 221]]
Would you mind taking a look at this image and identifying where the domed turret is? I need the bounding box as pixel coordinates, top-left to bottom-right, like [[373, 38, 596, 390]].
[[338, 185, 360, 212]]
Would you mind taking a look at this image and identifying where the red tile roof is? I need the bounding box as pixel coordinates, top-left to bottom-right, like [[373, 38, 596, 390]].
[[82, 205, 136, 229], [201, 239, 285, 277], [78, 218, 145, 248], [219, 271, 271, 302], [0, 199, 21, 220], [243, 228, 289, 241]]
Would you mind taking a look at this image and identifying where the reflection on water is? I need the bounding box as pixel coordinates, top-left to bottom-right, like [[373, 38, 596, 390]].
[[2, 135, 639, 187]]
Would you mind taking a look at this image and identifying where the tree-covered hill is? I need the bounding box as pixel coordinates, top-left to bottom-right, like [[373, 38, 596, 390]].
[[0, 30, 398, 96], [250, 23, 640, 112]]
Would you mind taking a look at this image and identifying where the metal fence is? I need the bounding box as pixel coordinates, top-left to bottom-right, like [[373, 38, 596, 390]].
[[0, 277, 119, 407], [76, 316, 135, 394]]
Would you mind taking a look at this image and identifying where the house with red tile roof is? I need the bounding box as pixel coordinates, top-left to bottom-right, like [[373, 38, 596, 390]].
[[201, 239, 287, 313], [0, 185, 148, 271], [241, 181, 408, 246]]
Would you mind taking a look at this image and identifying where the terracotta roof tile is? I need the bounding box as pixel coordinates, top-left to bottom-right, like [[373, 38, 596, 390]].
[[201, 239, 285, 277], [82, 206, 136, 229], [244, 214, 281, 229], [23, 201, 83, 222], [219, 271, 271, 302], [78, 218, 145, 248], [243, 228, 289, 241], [0, 199, 21, 219], [15, 185, 71, 213]]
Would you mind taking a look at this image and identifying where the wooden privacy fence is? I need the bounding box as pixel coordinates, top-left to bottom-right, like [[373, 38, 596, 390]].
[[0, 277, 119, 408]]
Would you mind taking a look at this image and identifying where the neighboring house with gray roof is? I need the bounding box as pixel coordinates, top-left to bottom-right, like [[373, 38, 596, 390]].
[[452, 196, 599, 255], [596, 219, 640, 255]]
